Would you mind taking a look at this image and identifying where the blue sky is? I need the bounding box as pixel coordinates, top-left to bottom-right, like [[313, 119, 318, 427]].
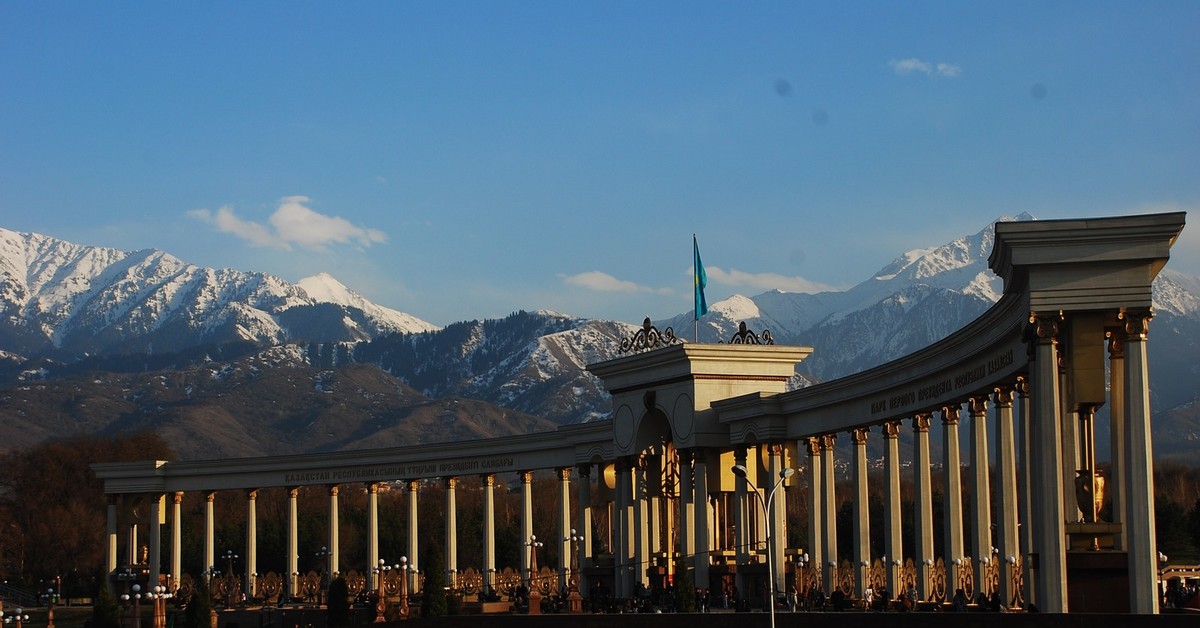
[[2, 2, 1197, 326]]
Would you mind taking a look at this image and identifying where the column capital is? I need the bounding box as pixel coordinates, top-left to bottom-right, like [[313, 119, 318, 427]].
[[246, 489, 258, 501], [328, 484, 340, 497], [1120, 308, 1153, 340], [941, 405, 961, 425], [992, 386, 1014, 408], [576, 463, 592, 477], [407, 479, 420, 492], [768, 442, 787, 456], [1106, 328, 1126, 359], [368, 482, 380, 494], [482, 473, 496, 487], [558, 467, 572, 482], [881, 420, 902, 439], [968, 396, 988, 417], [677, 449, 694, 465], [172, 491, 184, 505], [519, 470, 534, 484], [806, 437, 822, 457], [1014, 376, 1029, 398], [206, 491, 217, 503], [445, 477, 457, 490], [850, 427, 869, 445], [821, 434, 836, 450], [1029, 311, 1063, 343], [288, 486, 301, 499], [913, 413, 932, 432]]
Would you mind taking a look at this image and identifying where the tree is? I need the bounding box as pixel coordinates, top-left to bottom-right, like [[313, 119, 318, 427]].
[[184, 577, 213, 628], [420, 549, 448, 617], [87, 584, 121, 628], [673, 558, 696, 612], [327, 577, 351, 627]]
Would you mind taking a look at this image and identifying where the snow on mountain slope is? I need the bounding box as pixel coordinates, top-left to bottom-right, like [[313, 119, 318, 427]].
[[0, 227, 433, 357], [297, 273, 439, 333]]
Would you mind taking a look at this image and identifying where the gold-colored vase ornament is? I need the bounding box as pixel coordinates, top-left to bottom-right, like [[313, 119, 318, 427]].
[[1074, 469, 1106, 523]]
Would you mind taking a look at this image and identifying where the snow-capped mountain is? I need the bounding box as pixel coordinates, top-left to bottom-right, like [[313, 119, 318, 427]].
[[0, 227, 437, 360]]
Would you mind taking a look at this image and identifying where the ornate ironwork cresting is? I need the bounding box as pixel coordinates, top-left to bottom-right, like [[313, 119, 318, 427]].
[[619, 318, 681, 354], [725, 321, 774, 345]]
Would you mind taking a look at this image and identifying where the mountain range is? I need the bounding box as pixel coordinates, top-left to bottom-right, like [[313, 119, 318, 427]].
[[0, 218, 1197, 463]]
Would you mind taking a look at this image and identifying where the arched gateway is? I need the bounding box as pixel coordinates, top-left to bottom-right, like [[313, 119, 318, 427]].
[[95, 212, 1185, 614]]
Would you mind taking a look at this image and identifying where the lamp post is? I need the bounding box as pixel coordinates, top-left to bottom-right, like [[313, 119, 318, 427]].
[[2, 608, 30, 628], [372, 559, 390, 623], [526, 535, 544, 615], [146, 585, 172, 628], [121, 583, 143, 628], [565, 528, 584, 613], [797, 553, 810, 611], [222, 550, 239, 608], [41, 586, 58, 628], [315, 546, 330, 606], [397, 556, 409, 620], [731, 464, 794, 628]]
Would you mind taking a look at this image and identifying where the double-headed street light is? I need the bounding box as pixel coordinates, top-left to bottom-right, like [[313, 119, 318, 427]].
[[731, 464, 794, 628]]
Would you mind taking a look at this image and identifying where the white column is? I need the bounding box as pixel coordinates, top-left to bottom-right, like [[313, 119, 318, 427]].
[[968, 396, 992, 593], [558, 467, 572, 590], [768, 443, 788, 597], [328, 485, 340, 579], [913, 414, 934, 600], [633, 461, 648, 588], [107, 496, 118, 594], [693, 452, 710, 588], [821, 435, 838, 594], [615, 461, 630, 598], [367, 483, 379, 586], [148, 493, 163, 589], [520, 471, 535, 580], [1108, 333, 1128, 551], [941, 405, 965, 588], [445, 477, 458, 585], [993, 387, 1019, 609], [805, 438, 824, 575], [246, 490, 257, 598], [678, 452, 694, 567], [1030, 313, 1067, 612], [287, 488, 299, 599], [733, 446, 749, 594], [851, 428, 870, 598], [171, 492, 183, 589], [1016, 378, 1035, 607], [576, 465, 593, 592], [482, 474, 497, 589], [883, 421, 903, 598], [204, 492, 216, 580], [407, 480, 419, 589], [1122, 310, 1158, 614]]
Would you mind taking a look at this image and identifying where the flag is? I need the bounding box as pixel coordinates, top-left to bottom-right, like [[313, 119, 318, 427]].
[[694, 235, 708, 320]]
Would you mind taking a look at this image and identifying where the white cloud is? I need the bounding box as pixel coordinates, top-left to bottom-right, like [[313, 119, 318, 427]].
[[189, 196, 387, 251], [703, 266, 838, 294], [890, 57, 962, 78], [560, 271, 672, 294]]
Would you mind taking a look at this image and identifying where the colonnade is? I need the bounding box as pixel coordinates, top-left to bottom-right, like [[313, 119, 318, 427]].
[[96, 211, 1186, 615]]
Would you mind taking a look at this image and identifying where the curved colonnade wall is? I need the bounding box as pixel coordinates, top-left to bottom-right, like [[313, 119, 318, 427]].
[[95, 212, 1185, 614]]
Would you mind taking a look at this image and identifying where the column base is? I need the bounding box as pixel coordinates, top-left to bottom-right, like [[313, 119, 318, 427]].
[[1066, 550, 1129, 613]]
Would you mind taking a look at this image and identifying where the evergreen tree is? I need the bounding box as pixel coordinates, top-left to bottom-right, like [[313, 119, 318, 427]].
[[420, 551, 448, 617], [673, 559, 696, 612], [327, 577, 351, 627], [88, 585, 121, 628], [184, 578, 213, 628]]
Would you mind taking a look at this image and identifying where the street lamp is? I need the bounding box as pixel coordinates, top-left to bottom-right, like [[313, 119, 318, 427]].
[[2, 608, 30, 628], [797, 553, 810, 611], [222, 550, 239, 608], [397, 556, 410, 620], [145, 585, 172, 628], [372, 559, 391, 623], [731, 464, 794, 628], [565, 528, 584, 613], [41, 586, 59, 628], [120, 583, 142, 628], [525, 535, 544, 615]]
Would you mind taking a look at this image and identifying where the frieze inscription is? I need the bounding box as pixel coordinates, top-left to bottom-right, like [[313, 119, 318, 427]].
[[283, 456, 516, 484], [869, 349, 1014, 415]]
